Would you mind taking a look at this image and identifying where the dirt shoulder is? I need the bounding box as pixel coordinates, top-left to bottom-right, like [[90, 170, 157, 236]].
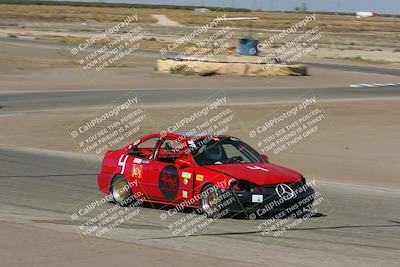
[[0, 221, 256, 267]]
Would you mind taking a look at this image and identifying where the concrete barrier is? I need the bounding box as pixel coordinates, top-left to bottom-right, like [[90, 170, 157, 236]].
[[157, 58, 307, 76]]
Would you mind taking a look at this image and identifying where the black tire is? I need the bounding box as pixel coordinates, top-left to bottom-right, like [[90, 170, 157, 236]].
[[111, 175, 133, 206], [200, 184, 223, 218]]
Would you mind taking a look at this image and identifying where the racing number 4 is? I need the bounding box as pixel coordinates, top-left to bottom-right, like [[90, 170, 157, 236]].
[[118, 154, 128, 174]]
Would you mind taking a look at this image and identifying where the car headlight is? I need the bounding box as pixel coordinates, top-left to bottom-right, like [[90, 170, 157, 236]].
[[230, 179, 261, 193], [229, 180, 242, 192]]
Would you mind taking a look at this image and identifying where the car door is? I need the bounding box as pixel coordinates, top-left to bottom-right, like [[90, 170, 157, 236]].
[[125, 136, 160, 199], [146, 137, 194, 202], [135, 137, 177, 201]]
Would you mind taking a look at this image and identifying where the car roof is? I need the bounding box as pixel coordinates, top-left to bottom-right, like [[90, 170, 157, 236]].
[[142, 133, 233, 141], [177, 132, 232, 139]]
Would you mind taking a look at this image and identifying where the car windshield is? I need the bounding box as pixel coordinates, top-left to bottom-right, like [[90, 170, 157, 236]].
[[189, 137, 262, 166]]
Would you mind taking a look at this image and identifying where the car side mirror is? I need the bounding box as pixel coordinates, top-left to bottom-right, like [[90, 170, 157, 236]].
[[176, 157, 193, 168], [261, 154, 269, 163]]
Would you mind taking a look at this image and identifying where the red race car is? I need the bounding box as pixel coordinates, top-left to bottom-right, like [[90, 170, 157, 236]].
[[98, 133, 315, 218]]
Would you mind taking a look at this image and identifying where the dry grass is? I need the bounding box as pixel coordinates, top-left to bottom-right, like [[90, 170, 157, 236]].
[[2, 4, 399, 54], [0, 4, 156, 23], [1, 4, 400, 34], [158, 9, 400, 33]]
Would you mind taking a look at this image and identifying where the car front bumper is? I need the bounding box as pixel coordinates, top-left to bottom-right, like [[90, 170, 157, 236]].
[[220, 185, 316, 215]]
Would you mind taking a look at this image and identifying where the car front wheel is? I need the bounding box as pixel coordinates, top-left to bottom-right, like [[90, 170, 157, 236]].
[[200, 184, 222, 218]]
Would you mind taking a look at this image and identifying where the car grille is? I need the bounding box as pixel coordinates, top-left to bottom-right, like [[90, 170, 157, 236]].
[[259, 182, 302, 194]]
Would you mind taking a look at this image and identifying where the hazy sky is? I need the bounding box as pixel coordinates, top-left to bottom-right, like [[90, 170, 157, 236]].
[[61, 0, 400, 14]]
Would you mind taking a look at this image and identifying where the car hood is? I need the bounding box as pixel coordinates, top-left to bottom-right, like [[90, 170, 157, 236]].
[[205, 163, 302, 186]]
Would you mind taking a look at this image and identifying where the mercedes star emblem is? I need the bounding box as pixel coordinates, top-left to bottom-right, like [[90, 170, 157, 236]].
[[275, 184, 295, 199]]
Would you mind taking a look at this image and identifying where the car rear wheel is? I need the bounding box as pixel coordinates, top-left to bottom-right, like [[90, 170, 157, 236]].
[[111, 175, 132, 206], [200, 184, 222, 218]]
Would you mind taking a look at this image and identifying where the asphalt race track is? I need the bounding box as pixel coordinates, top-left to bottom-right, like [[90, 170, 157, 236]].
[[1, 85, 400, 115], [0, 145, 399, 266]]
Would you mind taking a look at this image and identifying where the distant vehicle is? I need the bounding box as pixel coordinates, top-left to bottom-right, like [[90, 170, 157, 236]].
[[194, 8, 210, 13], [356, 12, 377, 18], [98, 133, 316, 218]]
